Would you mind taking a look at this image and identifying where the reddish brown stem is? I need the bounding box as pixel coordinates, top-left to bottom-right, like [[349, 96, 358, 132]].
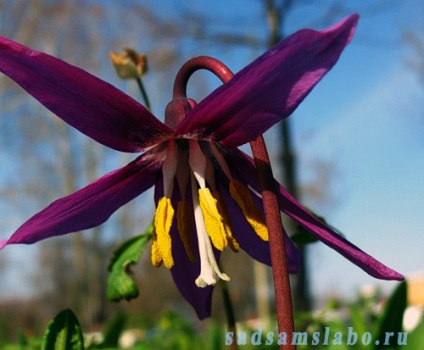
[[250, 135, 296, 350]]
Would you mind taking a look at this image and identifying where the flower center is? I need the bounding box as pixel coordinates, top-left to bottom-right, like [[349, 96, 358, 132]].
[[152, 56, 268, 287], [150, 139, 269, 287]]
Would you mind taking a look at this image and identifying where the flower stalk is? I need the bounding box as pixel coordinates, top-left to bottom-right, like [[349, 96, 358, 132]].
[[135, 77, 152, 112], [250, 135, 295, 349], [221, 281, 238, 350]]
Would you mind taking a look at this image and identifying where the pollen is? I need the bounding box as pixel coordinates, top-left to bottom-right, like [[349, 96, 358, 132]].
[[151, 228, 162, 267], [152, 196, 174, 269], [229, 179, 269, 241], [198, 188, 228, 251], [177, 200, 196, 262]]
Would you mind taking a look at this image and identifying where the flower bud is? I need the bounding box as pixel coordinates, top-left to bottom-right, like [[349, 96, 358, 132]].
[[109, 48, 147, 79]]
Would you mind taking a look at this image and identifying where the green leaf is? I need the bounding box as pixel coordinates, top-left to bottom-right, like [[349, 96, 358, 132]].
[[42, 309, 84, 350], [373, 281, 407, 349], [101, 313, 126, 348], [18, 330, 28, 346], [107, 227, 153, 302], [291, 225, 319, 244], [349, 305, 368, 349], [404, 316, 424, 350]]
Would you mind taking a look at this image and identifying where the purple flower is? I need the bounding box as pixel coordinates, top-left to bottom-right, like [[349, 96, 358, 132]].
[[0, 14, 402, 319]]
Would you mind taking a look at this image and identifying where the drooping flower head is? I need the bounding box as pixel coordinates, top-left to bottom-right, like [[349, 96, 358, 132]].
[[0, 14, 403, 319]]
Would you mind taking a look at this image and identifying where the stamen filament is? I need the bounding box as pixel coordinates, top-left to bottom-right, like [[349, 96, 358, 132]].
[[177, 200, 196, 262], [229, 179, 269, 241], [175, 143, 190, 199], [162, 140, 177, 197], [188, 140, 207, 189], [210, 143, 233, 180]]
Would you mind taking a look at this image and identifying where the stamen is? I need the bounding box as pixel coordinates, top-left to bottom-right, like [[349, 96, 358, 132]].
[[229, 179, 269, 241], [152, 140, 178, 269], [188, 140, 207, 189], [151, 228, 162, 267], [175, 141, 190, 199], [191, 174, 229, 287], [189, 141, 230, 251], [177, 200, 196, 262], [153, 197, 174, 269], [162, 140, 177, 197], [205, 154, 217, 190], [198, 188, 228, 251], [213, 192, 240, 252], [210, 143, 233, 180]]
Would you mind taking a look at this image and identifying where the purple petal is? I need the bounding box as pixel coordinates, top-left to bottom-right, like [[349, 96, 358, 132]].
[[0, 153, 161, 250], [154, 179, 213, 319], [226, 148, 404, 281], [170, 222, 214, 320], [216, 172, 301, 273], [175, 15, 358, 146], [0, 36, 174, 152]]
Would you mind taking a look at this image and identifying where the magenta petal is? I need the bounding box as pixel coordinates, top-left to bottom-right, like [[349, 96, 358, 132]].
[[0, 154, 161, 250], [0, 36, 174, 152], [175, 15, 358, 146], [226, 148, 403, 281], [170, 222, 213, 319]]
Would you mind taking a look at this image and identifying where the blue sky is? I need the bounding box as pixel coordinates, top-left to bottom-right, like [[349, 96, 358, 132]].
[[1, 0, 423, 304], [301, 63, 424, 297], [284, 1, 424, 297]]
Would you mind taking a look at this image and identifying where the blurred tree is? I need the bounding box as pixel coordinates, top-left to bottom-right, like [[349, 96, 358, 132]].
[[405, 30, 424, 84]]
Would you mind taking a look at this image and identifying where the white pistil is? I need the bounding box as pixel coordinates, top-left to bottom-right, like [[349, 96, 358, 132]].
[[192, 174, 215, 287], [203, 227, 230, 281], [191, 173, 229, 287]]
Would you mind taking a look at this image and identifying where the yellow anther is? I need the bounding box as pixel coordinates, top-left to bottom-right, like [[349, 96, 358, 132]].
[[151, 228, 163, 267], [152, 197, 174, 269], [177, 200, 196, 262], [229, 180, 269, 241], [198, 188, 228, 251], [213, 192, 240, 252]]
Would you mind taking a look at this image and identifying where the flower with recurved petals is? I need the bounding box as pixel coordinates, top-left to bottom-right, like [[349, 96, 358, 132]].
[[0, 14, 403, 319]]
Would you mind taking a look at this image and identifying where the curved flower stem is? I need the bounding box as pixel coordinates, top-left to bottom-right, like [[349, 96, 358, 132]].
[[172, 56, 295, 348], [250, 136, 295, 349], [135, 77, 152, 111], [220, 281, 238, 350], [172, 56, 233, 99]]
